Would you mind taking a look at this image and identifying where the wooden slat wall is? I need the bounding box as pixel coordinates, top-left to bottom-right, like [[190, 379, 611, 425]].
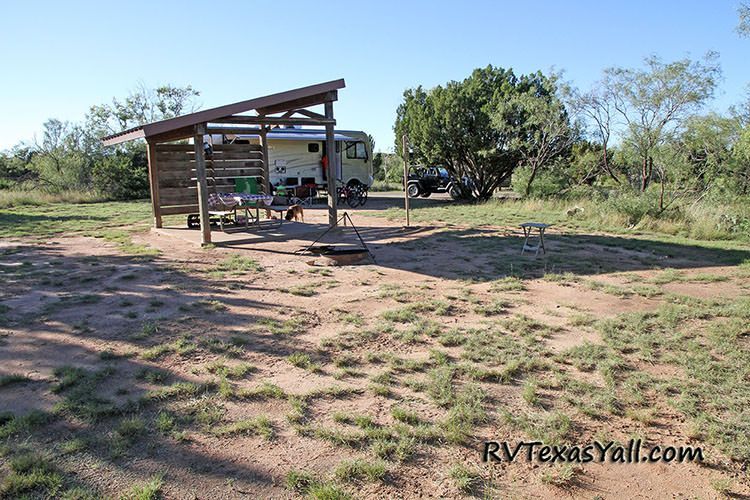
[[154, 143, 265, 215]]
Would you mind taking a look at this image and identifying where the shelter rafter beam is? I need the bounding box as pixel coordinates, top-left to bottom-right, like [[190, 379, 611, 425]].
[[210, 116, 335, 126]]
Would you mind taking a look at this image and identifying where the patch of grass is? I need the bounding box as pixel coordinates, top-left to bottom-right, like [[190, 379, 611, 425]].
[[474, 299, 508, 316], [121, 474, 164, 500], [501, 410, 572, 445], [131, 321, 159, 340], [154, 411, 176, 434], [369, 383, 391, 397], [585, 280, 633, 298], [0, 373, 31, 388], [195, 299, 228, 312], [136, 368, 168, 384], [568, 313, 596, 327], [337, 311, 365, 326], [59, 438, 87, 455], [625, 408, 656, 426], [381, 300, 452, 323], [144, 381, 214, 402], [254, 316, 307, 335], [0, 452, 63, 498], [540, 465, 578, 488], [95, 229, 159, 256], [710, 477, 734, 496], [287, 352, 322, 373], [522, 379, 540, 406], [391, 406, 421, 426], [237, 382, 287, 400], [285, 469, 318, 493], [543, 272, 581, 285], [489, 276, 526, 292], [285, 284, 317, 297], [308, 482, 353, 500], [215, 416, 274, 440], [449, 464, 481, 494], [214, 255, 263, 275], [440, 384, 487, 445], [205, 360, 255, 379], [648, 268, 684, 284], [51, 366, 119, 421], [426, 365, 454, 407], [141, 337, 197, 361], [377, 284, 411, 302], [0, 410, 51, 439], [631, 285, 663, 298], [333, 458, 387, 483], [112, 417, 147, 452], [559, 341, 625, 387]]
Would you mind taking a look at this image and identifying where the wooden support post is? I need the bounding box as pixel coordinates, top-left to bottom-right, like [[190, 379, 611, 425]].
[[324, 101, 337, 227], [402, 135, 410, 227], [146, 140, 162, 228], [193, 123, 212, 245], [258, 124, 270, 195]]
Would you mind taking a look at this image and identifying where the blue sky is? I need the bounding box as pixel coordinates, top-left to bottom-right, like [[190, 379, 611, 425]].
[[0, 0, 747, 152]]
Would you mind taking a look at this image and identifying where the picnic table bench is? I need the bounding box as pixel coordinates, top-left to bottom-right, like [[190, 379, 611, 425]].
[[199, 193, 293, 231]]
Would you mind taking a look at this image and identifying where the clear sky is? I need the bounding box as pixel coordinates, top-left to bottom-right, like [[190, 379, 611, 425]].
[[0, 0, 747, 152]]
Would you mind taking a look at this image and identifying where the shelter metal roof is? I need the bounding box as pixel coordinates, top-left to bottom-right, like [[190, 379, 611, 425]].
[[101, 79, 345, 146]]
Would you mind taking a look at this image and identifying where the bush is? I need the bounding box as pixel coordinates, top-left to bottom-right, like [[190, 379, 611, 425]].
[[604, 189, 662, 226], [91, 147, 149, 200], [511, 166, 568, 198]]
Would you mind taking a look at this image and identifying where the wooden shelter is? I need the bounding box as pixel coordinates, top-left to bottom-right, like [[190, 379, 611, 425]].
[[101, 79, 346, 245]]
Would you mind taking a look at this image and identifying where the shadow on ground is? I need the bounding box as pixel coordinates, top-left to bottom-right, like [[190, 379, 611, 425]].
[[0, 242, 322, 497]]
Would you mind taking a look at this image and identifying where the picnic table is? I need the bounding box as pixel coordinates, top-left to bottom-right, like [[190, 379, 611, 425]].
[[207, 193, 275, 231], [520, 222, 550, 256]]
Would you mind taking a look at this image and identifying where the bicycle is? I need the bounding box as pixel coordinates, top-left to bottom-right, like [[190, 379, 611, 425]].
[[336, 181, 369, 208]]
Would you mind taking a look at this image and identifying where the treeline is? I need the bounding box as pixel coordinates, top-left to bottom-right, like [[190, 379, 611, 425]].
[[394, 54, 750, 202], [0, 85, 200, 203], [391, 53, 750, 235]]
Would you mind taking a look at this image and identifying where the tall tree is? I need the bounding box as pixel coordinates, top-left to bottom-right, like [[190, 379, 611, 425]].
[[738, 2, 750, 37], [604, 53, 721, 199], [493, 73, 577, 195], [86, 83, 201, 138], [570, 81, 621, 184], [395, 66, 572, 200]]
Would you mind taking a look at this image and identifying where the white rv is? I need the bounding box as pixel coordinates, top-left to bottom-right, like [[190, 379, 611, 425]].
[[210, 128, 373, 189]]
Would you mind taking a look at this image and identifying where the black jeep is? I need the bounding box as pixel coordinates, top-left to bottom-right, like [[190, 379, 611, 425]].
[[407, 166, 462, 199]]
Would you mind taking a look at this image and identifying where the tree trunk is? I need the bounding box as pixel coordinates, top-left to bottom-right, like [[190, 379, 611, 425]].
[[659, 174, 665, 212], [524, 165, 538, 197], [602, 143, 620, 184], [640, 156, 654, 192]]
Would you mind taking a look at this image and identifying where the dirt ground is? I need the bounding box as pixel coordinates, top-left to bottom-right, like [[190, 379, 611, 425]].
[[1, 202, 749, 499]]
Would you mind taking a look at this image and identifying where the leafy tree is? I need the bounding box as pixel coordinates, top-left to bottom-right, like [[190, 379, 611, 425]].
[[570, 81, 621, 184], [604, 53, 721, 208], [738, 2, 750, 38], [28, 119, 91, 192], [87, 83, 200, 137], [395, 66, 571, 200], [492, 72, 577, 195], [0, 84, 200, 199], [676, 113, 741, 192], [730, 127, 750, 194]]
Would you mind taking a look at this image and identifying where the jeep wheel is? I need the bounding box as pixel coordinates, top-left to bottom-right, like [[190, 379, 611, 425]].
[[448, 184, 462, 200], [407, 184, 421, 198]]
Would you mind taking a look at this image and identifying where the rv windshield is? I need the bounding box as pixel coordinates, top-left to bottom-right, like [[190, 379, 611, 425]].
[[345, 141, 367, 160]]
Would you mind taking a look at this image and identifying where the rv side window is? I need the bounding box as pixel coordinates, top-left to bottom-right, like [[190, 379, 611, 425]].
[[307, 143, 319, 153], [345, 141, 367, 160]]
